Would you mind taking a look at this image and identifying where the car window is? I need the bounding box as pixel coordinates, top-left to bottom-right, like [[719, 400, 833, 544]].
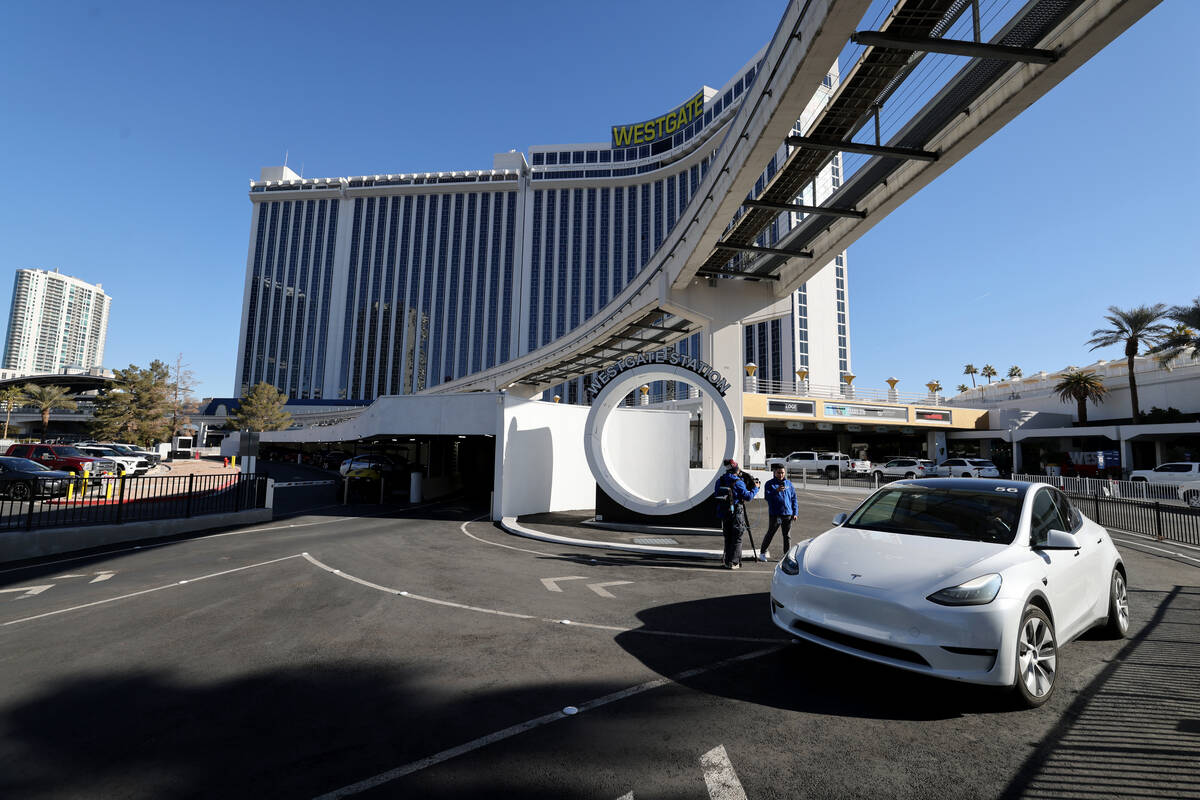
[[1030, 490, 1070, 545], [884, 460, 900, 467], [969, 460, 996, 467], [56, 447, 84, 457], [34, 447, 53, 458], [1156, 464, 1190, 472], [845, 486, 1023, 544], [1050, 490, 1080, 531]]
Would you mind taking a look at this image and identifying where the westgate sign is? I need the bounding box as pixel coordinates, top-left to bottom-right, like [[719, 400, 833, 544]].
[[611, 90, 705, 148], [587, 349, 731, 398]]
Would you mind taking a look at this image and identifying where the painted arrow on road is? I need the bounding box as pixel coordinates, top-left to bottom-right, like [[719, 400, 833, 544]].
[[0, 585, 54, 599], [540, 576, 586, 592], [612, 744, 746, 799], [587, 581, 632, 599]]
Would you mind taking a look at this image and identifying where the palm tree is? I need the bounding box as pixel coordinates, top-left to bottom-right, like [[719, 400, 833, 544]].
[[21, 384, 77, 439], [963, 364, 977, 388], [1148, 296, 1200, 364], [0, 386, 26, 440], [1053, 370, 1108, 425], [1007, 365, 1023, 380], [980, 365, 997, 384], [1086, 304, 1170, 421], [956, 384, 970, 394]]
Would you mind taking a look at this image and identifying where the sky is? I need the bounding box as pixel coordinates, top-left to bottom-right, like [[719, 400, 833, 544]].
[[1, 0, 1196, 400]]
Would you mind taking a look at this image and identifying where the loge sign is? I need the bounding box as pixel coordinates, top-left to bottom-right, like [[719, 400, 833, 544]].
[[584, 352, 737, 516], [611, 90, 705, 148], [587, 349, 731, 398]]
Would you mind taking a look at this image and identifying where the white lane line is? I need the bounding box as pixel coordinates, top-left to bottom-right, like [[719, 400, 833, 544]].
[[458, 520, 774, 575], [301, 553, 780, 644], [0, 554, 305, 627], [0, 500, 450, 577], [312, 644, 782, 800], [701, 745, 748, 800], [1111, 535, 1200, 565]]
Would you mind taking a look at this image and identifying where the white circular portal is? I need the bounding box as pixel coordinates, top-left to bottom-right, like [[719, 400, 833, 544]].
[[584, 364, 737, 516]]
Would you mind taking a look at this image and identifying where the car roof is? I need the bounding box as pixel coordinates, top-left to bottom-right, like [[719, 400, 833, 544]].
[[889, 477, 1036, 495]]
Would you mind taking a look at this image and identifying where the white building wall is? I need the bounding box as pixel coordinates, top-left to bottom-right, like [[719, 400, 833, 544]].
[[3, 268, 110, 373]]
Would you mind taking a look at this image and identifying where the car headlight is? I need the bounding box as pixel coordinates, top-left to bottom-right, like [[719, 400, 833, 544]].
[[927, 573, 1002, 606], [779, 542, 807, 576]]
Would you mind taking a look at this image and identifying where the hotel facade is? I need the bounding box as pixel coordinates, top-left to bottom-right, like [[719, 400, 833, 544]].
[[235, 52, 849, 403], [3, 268, 111, 374]]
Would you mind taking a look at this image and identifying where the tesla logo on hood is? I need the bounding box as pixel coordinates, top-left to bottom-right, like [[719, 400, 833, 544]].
[[850, 573, 862, 580]]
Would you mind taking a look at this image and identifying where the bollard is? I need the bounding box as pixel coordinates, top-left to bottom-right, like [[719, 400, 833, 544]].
[[223, 457, 229, 469], [105, 478, 114, 501], [231, 455, 237, 468], [194, 450, 200, 460], [67, 471, 75, 501]]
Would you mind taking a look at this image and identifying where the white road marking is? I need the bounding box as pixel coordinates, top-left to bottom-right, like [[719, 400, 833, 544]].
[[615, 793, 634, 800], [701, 745, 748, 800], [311, 645, 782, 799], [90, 571, 116, 583], [541, 576, 586, 592], [52, 573, 87, 579], [0, 554, 304, 627], [0, 585, 54, 599], [458, 520, 773, 575], [301, 553, 780, 644], [587, 580, 632, 599]]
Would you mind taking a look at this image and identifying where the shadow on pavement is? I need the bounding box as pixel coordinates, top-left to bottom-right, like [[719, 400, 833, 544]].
[[614, 591, 1020, 721], [999, 585, 1200, 799]]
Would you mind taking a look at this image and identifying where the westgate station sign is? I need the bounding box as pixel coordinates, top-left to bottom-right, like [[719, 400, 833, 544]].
[[611, 90, 705, 148], [587, 349, 731, 399]]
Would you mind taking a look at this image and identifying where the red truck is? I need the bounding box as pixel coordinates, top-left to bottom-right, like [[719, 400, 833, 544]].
[[5, 443, 118, 476]]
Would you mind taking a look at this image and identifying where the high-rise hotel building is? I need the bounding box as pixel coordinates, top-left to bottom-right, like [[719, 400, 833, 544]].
[[236, 51, 849, 402], [3, 268, 111, 374]]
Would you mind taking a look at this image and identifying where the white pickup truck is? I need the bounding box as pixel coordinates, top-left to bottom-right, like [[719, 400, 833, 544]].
[[780, 451, 871, 478], [1129, 462, 1200, 483]]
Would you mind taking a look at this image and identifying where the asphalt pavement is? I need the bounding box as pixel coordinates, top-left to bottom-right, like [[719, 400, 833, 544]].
[[0, 490, 1196, 799]]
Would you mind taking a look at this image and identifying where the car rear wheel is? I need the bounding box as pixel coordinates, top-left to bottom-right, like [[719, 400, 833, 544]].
[[961, 472, 973, 478], [10, 481, 32, 502], [824, 466, 839, 479], [1014, 606, 1057, 708], [903, 472, 915, 479], [1103, 568, 1130, 638], [1183, 490, 1200, 509]]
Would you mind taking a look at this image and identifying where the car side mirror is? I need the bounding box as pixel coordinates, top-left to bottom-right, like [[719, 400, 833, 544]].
[[1034, 529, 1080, 550], [832, 513, 848, 526]]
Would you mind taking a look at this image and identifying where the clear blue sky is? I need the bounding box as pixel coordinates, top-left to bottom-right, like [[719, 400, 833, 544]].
[[1, 1, 1195, 400]]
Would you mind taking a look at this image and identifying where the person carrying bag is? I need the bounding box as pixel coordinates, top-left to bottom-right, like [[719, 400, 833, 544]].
[[713, 459, 758, 569]]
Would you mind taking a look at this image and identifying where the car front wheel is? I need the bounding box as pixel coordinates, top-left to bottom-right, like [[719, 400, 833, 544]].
[[903, 472, 915, 479], [1014, 605, 1057, 708], [1183, 490, 1200, 509], [1103, 568, 1130, 638], [10, 481, 32, 502]]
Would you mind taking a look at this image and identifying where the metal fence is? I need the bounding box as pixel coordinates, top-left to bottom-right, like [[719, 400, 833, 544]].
[[0, 473, 268, 532], [1070, 492, 1200, 547], [1013, 473, 1188, 503]]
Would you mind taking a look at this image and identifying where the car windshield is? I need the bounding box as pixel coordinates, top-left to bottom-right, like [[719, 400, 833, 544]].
[[969, 459, 996, 467], [55, 447, 84, 457], [0, 456, 50, 471], [844, 486, 1024, 544]]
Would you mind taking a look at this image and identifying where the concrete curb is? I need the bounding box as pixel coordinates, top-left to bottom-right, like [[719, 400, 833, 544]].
[[500, 517, 764, 562], [581, 518, 721, 537]]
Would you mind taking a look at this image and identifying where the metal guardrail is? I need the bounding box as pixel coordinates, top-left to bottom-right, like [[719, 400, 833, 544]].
[[0, 473, 268, 532], [1013, 473, 1188, 503], [745, 379, 947, 405]]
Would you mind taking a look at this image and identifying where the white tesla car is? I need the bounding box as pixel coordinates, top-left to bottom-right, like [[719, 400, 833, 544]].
[[770, 479, 1129, 707]]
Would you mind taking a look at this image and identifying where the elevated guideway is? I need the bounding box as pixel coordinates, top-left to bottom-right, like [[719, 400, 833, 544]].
[[431, 0, 1159, 398]]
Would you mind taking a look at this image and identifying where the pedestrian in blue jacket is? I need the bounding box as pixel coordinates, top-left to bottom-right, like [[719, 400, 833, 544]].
[[760, 463, 797, 561], [713, 459, 758, 569]]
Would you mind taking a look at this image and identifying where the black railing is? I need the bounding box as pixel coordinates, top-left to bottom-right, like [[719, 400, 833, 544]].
[[0, 473, 268, 532], [1071, 492, 1200, 547]]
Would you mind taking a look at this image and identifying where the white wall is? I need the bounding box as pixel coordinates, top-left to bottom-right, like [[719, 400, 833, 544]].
[[604, 408, 690, 503], [497, 397, 594, 518]]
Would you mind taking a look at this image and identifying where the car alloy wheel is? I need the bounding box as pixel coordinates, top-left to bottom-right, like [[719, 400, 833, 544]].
[[1104, 569, 1130, 638], [10, 481, 32, 502], [961, 472, 973, 478], [1184, 490, 1200, 509], [904, 472, 915, 479], [1015, 606, 1057, 707]]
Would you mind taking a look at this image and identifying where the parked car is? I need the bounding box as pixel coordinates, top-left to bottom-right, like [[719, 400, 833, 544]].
[[873, 458, 936, 481], [782, 451, 867, 478], [101, 442, 162, 466], [4, 443, 117, 477], [770, 479, 1129, 707], [77, 446, 152, 476], [935, 458, 1000, 478], [0, 456, 73, 501], [1129, 462, 1200, 483]]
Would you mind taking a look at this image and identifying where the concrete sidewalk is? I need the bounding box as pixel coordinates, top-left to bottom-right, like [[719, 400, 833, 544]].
[[504, 496, 863, 561]]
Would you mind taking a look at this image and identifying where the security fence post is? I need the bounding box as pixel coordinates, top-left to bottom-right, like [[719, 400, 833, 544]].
[[185, 474, 195, 518], [115, 474, 127, 524], [1093, 492, 1101, 524], [1154, 502, 1163, 541], [24, 486, 36, 531]]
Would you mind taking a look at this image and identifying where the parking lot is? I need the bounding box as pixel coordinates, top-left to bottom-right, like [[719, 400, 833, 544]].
[[0, 490, 1196, 799]]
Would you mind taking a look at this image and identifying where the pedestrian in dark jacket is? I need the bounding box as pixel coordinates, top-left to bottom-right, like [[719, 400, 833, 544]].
[[714, 459, 758, 569], [760, 463, 797, 561]]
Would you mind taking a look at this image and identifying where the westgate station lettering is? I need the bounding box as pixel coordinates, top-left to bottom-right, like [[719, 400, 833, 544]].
[[611, 90, 705, 148], [587, 350, 731, 398]]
